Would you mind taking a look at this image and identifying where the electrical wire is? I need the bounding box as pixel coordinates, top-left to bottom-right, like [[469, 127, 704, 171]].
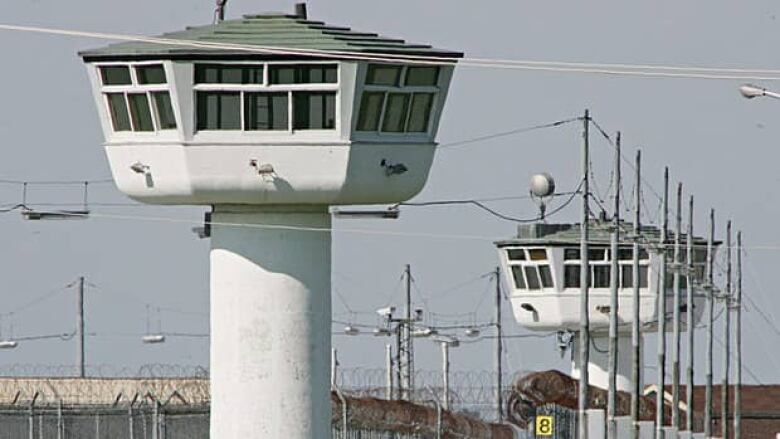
[[3, 24, 780, 81], [437, 117, 581, 150]]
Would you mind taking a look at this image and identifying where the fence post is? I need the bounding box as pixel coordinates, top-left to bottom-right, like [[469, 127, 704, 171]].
[[333, 385, 348, 439], [128, 403, 134, 439], [28, 392, 38, 439], [95, 411, 101, 439], [57, 400, 63, 439], [152, 400, 160, 439]]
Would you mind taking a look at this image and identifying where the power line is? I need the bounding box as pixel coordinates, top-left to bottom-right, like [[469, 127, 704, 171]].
[[437, 117, 581, 149], [4, 24, 780, 81]]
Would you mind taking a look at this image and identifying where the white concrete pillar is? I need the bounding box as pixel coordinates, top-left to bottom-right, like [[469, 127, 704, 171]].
[[209, 206, 332, 439], [572, 334, 637, 392]]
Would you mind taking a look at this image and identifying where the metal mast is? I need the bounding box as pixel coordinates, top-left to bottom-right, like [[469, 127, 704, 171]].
[[400, 264, 414, 400], [630, 150, 642, 439], [704, 209, 715, 438], [495, 267, 503, 422], [671, 183, 682, 429], [722, 221, 732, 439], [607, 132, 621, 439], [77, 276, 85, 378], [655, 168, 669, 439], [734, 231, 742, 439], [579, 109, 591, 439], [685, 196, 695, 433]]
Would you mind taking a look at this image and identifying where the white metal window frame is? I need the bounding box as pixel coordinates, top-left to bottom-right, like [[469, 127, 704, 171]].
[[96, 61, 176, 134], [358, 64, 440, 136], [562, 246, 651, 290], [191, 61, 340, 134], [504, 247, 555, 291]]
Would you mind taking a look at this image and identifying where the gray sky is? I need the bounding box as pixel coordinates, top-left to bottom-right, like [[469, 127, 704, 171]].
[[0, 0, 779, 385]]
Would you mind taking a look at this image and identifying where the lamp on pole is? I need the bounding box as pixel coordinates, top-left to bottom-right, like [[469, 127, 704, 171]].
[[739, 84, 780, 100]]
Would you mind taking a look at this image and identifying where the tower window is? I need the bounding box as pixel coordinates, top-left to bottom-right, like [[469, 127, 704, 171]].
[[197, 91, 241, 130], [136, 65, 167, 85], [293, 92, 336, 130], [270, 64, 337, 84], [98, 63, 177, 133], [100, 66, 131, 85], [366, 65, 402, 86], [405, 66, 440, 86], [195, 65, 264, 84], [244, 93, 289, 131], [106, 93, 131, 131], [511, 266, 526, 289]]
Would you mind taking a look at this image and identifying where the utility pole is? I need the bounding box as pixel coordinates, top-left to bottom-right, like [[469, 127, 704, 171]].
[[442, 341, 450, 410], [704, 209, 715, 438], [734, 231, 742, 439], [671, 183, 682, 429], [722, 221, 732, 439], [77, 276, 85, 379], [655, 168, 669, 439], [386, 344, 393, 400], [630, 150, 642, 439], [495, 267, 503, 423], [607, 132, 621, 439], [685, 196, 694, 433], [331, 348, 338, 388], [400, 264, 414, 401], [579, 109, 591, 439]]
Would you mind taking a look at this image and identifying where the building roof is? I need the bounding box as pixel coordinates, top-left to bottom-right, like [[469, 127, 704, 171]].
[[79, 13, 463, 61], [495, 221, 716, 247]]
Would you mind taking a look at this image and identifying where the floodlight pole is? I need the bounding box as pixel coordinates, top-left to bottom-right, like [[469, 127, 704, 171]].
[[734, 231, 743, 439], [704, 209, 715, 438], [655, 167, 669, 439], [671, 183, 682, 429], [77, 276, 85, 379], [607, 132, 621, 439], [685, 196, 695, 433], [579, 109, 591, 439], [630, 150, 642, 439], [495, 266, 503, 422], [722, 221, 732, 439]]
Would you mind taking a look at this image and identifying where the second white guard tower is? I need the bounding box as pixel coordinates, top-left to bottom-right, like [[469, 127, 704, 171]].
[[79, 5, 461, 438]]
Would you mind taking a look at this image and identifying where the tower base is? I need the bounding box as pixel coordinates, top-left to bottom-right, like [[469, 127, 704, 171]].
[[571, 334, 642, 392], [209, 205, 331, 439]]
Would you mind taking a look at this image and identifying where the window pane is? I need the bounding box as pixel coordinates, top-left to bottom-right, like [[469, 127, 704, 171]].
[[128, 93, 154, 132], [293, 92, 336, 130], [618, 248, 633, 260], [564, 249, 580, 260], [507, 249, 525, 261], [538, 265, 553, 288], [524, 266, 541, 290], [564, 265, 580, 288], [106, 93, 131, 131], [407, 93, 434, 133], [593, 265, 610, 288], [152, 92, 177, 130], [638, 266, 649, 288], [621, 265, 633, 288], [639, 248, 649, 260], [528, 249, 547, 261], [405, 66, 439, 86], [270, 64, 337, 84], [195, 65, 263, 84], [511, 266, 526, 290], [245, 93, 288, 131], [136, 65, 167, 84], [100, 66, 131, 85], [356, 92, 384, 131], [381, 93, 410, 133], [196, 91, 241, 130], [366, 64, 401, 86], [589, 248, 606, 261]]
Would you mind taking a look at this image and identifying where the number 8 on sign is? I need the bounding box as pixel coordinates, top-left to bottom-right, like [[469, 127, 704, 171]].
[[535, 415, 554, 437]]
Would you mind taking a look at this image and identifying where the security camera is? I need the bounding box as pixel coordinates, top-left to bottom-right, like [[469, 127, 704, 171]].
[[376, 306, 396, 317]]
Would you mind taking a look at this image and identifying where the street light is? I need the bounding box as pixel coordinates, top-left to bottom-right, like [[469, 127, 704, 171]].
[[739, 84, 780, 100]]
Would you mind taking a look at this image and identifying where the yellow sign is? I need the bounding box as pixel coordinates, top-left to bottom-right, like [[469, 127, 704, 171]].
[[535, 415, 554, 436]]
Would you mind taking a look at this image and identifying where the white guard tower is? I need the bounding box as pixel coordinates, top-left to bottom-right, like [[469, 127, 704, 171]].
[[79, 5, 461, 438], [496, 221, 714, 391]]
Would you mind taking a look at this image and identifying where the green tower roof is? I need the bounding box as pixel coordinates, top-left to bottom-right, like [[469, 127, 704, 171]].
[[79, 13, 463, 61]]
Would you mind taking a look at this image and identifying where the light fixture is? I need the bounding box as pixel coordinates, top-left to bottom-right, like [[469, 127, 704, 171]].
[[249, 159, 275, 175], [22, 209, 89, 221], [520, 303, 536, 313], [343, 325, 360, 336], [411, 327, 438, 338], [465, 328, 481, 338], [373, 327, 392, 337], [142, 335, 166, 344], [739, 84, 780, 100], [380, 159, 408, 176], [376, 307, 396, 318], [130, 162, 150, 174], [332, 208, 400, 219], [0, 340, 18, 349]]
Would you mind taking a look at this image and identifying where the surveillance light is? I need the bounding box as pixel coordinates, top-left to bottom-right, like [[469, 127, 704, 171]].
[[142, 335, 166, 344], [411, 327, 438, 338], [376, 307, 396, 317], [465, 328, 481, 338], [0, 340, 18, 349], [373, 328, 392, 337], [739, 84, 765, 99], [332, 208, 400, 219], [343, 325, 360, 336], [130, 162, 150, 174], [520, 303, 536, 313]]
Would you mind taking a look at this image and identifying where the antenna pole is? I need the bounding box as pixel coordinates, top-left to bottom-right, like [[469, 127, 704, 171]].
[[685, 196, 694, 433], [77, 276, 85, 379], [704, 209, 715, 438], [442, 341, 450, 410], [722, 221, 732, 439], [215, 0, 227, 23], [630, 150, 642, 439], [401, 264, 414, 401], [655, 167, 669, 439], [734, 231, 742, 439], [578, 109, 591, 439], [607, 132, 621, 439], [495, 266, 503, 422], [386, 344, 394, 400], [671, 183, 683, 429]]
